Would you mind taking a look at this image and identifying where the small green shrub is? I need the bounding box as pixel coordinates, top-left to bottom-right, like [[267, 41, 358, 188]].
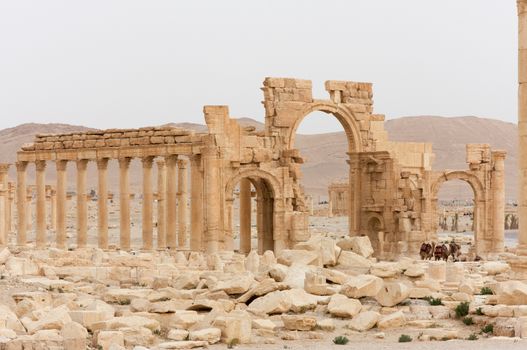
[[480, 287, 493, 295], [475, 307, 483, 315], [333, 336, 349, 345], [455, 301, 470, 318], [398, 334, 412, 343], [463, 317, 474, 326], [481, 324, 493, 334], [467, 333, 478, 341], [424, 296, 444, 306], [118, 299, 131, 305]]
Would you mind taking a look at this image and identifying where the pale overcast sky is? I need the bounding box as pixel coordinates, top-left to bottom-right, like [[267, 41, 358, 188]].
[[0, 0, 518, 133]]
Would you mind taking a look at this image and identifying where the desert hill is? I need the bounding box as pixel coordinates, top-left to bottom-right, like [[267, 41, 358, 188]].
[[0, 116, 517, 201]]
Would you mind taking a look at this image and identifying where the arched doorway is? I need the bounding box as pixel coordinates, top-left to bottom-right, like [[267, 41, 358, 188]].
[[367, 215, 383, 254], [225, 169, 281, 254], [431, 171, 485, 255]]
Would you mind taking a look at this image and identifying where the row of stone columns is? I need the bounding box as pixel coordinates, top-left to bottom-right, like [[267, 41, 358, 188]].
[[13, 154, 203, 250]]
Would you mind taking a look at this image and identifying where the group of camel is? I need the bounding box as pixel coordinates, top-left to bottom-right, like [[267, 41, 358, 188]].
[[419, 241, 462, 262]]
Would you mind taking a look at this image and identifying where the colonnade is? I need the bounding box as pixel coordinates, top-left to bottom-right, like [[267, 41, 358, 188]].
[[12, 155, 203, 250]]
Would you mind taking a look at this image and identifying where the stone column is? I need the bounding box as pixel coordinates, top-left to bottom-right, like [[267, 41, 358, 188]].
[[16, 161, 28, 246], [190, 155, 203, 251], [50, 188, 56, 230], [142, 157, 154, 250], [156, 160, 167, 249], [35, 160, 47, 248], [348, 153, 361, 236], [177, 159, 188, 248], [0, 183, 6, 246], [256, 197, 264, 254], [492, 151, 507, 252], [7, 183, 13, 233], [97, 158, 109, 249], [518, 0, 527, 254], [56, 160, 67, 249], [0, 164, 9, 236], [165, 155, 178, 249], [239, 178, 252, 254], [328, 190, 334, 218], [119, 157, 132, 250], [26, 187, 32, 231], [76, 159, 88, 248], [203, 147, 221, 253]]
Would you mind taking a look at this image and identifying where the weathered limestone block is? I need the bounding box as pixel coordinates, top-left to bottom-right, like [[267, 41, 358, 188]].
[[283, 288, 321, 313], [377, 310, 406, 329], [212, 311, 252, 344], [482, 261, 510, 275], [370, 262, 400, 278], [247, 290, 291, 315], [281, 315, 317, 331], [374, 282, 411, 307], [304, 271, 338, 296], [348, 311, 380, 331], [167, 329, 189, 341], [168, 311, 203, 330], [495, 280, 527, 305], [24, 305, 72, 334], [0, 247, 11, 264], [427, 261, 446, 281], [337, 251, 372, 269], [103, 288, 152, 304], [515, 317, 527, 338], [277, 250, 318, 266], [327, 294, 362, 318], [61, 321, 88, 350], [252, 319, 276, 331], [97, 331, 124, 350], [337, 236, 374, 258], [316, 318, 336, 331], [156, 340, 209, 349], [104, 316, 160, 332], [188, 328, 221, 344], [268, 263, 288, 282], [341, 274, 383, 298], [0, 305, 26, 332], [212, 273, 254, 295], [294, 236, 341, 266]]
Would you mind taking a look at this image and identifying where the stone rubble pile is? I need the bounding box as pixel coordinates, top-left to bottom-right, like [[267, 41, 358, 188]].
[[0, 235, 526, 349]]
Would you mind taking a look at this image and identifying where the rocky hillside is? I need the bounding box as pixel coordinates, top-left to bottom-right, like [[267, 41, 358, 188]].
[[0, 116, 517, 201]]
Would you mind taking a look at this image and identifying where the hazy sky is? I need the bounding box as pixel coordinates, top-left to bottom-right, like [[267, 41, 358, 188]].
[[0, 0, 518, 134]]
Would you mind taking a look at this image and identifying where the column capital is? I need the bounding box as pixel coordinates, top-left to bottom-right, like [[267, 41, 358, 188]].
[[156, 159, 166, 168], [165, 154, 178, 165], [56, 160, 68, 171], [519, 0, 527, 15], [118, 157, 132, 168], [177, 158, 188, 169], [76, 159, 88, 171], [142, 156, 154, 168], [16, 161, 28, 171], [0, 163, 10, 174], [35, 160, 47, 171], [96, 158, 109, 170]]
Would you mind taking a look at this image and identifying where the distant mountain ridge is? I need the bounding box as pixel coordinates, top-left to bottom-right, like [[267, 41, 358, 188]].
[[0, 116, 517, 201]]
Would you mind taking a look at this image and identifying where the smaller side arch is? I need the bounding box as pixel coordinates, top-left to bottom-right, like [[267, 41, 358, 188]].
[[431, 171, 484, 201]]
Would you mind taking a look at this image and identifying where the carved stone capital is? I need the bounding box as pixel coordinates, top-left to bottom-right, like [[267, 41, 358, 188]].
[[76, 159, 88, 171], [177, 159, 188, 169], [56, 160, 68, 172], [118, 157, 132, 168], [96, 158, 109, 170], [142, 156, 154, 169], [16, 161, 28, 172], [35, 160, 47, 172]]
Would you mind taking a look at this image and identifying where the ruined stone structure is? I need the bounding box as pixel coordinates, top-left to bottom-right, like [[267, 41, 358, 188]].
[[2, 78, 505, 258], [327, 144, 506, 256]]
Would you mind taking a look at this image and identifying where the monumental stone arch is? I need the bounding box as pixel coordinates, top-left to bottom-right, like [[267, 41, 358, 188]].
[[5, 77, 506, 259], [429, 145, 507, 255]]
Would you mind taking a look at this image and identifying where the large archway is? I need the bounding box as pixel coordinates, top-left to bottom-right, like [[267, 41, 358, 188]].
[[431, 171, 485, 254], [225, 168, 283, 253]]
